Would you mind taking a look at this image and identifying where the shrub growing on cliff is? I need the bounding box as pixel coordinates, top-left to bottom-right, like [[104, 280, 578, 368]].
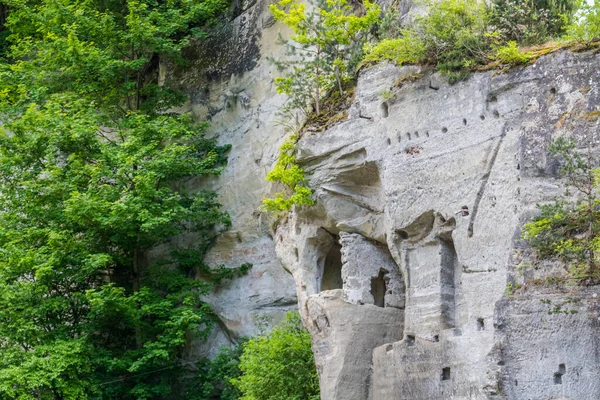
[[523, 136, 600, 282], [488, 0, 578, 44], [364, 0, 494, 82], [232, 312, 320, 400], [494, 41, 531, 65], [262, 134, 314, 213], [270, 0, 380, 116]]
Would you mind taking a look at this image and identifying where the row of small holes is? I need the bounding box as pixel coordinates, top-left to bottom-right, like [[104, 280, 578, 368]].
[[387, 112, 497, 145]]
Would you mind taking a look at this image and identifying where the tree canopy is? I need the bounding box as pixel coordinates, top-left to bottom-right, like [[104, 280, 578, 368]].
[[0, 0, 250, 397]]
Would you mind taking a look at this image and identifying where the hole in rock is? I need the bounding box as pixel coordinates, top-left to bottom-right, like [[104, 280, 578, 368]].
[[387, 138, 391, 145], [550, 87, 557, 95], [554, 373, 563, 385], [477, 318, 485, 331], [397, 230, 409, 240], [554, 364, 566, 384], [322, 238, 343, 291], [515, 380, 518, 386], [426, 131, 430, 137], [406, 334, 415, 346], [442, 367, 451, 381], [480, 114, 485, 120], [433, 335, 440, 342], [497, 360, 505, 366], [381, 102, 389, 118], [407, 132, 412, 140], [490, 95, 498, 103], [493, 110, 500, 118], [463, 118, 467, 125], [414, 131, 419, 138], [371, 269, 387, 307], [294, 248, 299, 261], [442, 127, 448, 133]]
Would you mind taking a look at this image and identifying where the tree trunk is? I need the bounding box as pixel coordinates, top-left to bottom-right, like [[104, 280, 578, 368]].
[[0, 4, 7, 29], [315, 44, 320, 115]]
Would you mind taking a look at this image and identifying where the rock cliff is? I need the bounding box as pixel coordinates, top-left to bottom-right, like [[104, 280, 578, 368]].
[[168, 0, 600, 397], [276, 52, 600, 399]]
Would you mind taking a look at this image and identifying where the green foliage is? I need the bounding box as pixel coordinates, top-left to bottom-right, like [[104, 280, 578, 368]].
[[262, 135, 314, 213], [363, 32, 426, 66], [232, 312, 320, 400], [522, 136, 600, 282], [364, 0, 583, 82], [188, 344, 244, 400], [504, 282, 522, 295], [540, 297, 579, 315], [0, 0, 249, 397], [364, 0, 495, 82], [376, 7, 401, 40], [494, 41, 531, 65], [488, 0, 578, 45], [564, 0, 600, 42], [270, 0, 380, 115]]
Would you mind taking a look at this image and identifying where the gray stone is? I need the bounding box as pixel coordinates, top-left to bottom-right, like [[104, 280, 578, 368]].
[[275, 50, 600, 399]]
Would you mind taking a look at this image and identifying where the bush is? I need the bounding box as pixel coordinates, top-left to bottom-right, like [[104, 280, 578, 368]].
[[494, 41, 531, 65], [262, 135, 314, 213], [188, 344, 244, 400], [488, 0, 579, 44], [522, 136, 600, 282], [363, 32, 426, 66], [364, 0, 494, 82], [232, 312, 320, 400], [565, 0, 600, 42]]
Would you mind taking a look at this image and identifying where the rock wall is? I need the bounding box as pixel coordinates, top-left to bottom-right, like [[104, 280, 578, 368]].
[[275, 50, 600, 399], [163, 0, 298, 355], [164, 0, 600, 395]]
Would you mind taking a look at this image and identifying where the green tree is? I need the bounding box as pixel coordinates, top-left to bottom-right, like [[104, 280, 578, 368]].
[[0, 0, 250, 397], [270, 0, 379, 117], [188, 343, 245, 400], [565, 0, 600, 42], [523, 136, 600, 281], [232, 312, 320, 400], [488, 0, 578, 44]]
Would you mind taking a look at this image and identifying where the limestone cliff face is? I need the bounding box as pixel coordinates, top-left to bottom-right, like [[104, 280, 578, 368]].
[[163, 0, 298, 355], [166, 0, 600, 396], [275, 52, 600, 399]]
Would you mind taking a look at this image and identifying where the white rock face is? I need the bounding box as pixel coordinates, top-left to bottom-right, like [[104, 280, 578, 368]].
[[275, 51, 600, 399], [164, 0, 299, 355]]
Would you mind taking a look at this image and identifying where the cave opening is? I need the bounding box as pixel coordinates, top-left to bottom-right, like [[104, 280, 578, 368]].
[[321, 238, 343, 291], [370, 269, 387, 307]]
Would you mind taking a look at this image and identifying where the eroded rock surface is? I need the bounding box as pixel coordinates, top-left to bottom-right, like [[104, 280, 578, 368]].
[[163, 0, 298, 356], [275, 50, 600, 399]]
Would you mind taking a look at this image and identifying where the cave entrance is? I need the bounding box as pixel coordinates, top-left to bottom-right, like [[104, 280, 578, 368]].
[[321, 238, 343, 291], [370, 269, 387, 307]]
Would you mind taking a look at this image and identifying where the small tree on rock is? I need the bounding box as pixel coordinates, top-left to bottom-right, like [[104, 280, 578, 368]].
[[523, 136, 600, 282], [270, 0, 380, 117]]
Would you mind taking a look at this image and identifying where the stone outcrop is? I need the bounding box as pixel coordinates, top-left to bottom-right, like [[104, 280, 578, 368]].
[[275, 50, 600, 399], [164, 0, 600, 395], [163, 0, 299, 355]]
